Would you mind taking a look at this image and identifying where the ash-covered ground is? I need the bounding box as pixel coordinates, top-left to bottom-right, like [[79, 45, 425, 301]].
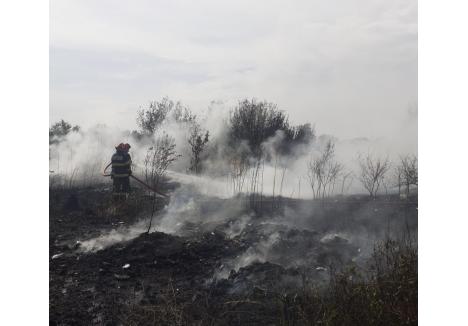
[[49, 181, 417, 325]]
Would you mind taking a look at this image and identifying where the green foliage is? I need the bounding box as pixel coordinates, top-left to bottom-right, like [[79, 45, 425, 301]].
[[172, 104, 197, 123], [137, 97, 174, 135], [137, 97, 196, 135], [229, 99, 289, 157], [280, 123, 315, 155], [228, 99, 315, 159], [49, 119, 80, 144]]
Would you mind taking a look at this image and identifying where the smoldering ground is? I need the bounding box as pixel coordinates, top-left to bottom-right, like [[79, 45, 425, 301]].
[[50, 97, 417, 280], [49, 179, 416, 324], [75, 181, 416, 274], [50, 0, 417, 322], [49, 98, 417, 325]]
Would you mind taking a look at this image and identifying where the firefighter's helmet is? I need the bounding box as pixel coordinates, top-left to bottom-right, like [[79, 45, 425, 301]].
[[115, 143, 125, 151], [116, 143, 131, 152]]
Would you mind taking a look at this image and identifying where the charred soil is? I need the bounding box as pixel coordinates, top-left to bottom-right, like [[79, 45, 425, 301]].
[[50, 185, 417, 325]]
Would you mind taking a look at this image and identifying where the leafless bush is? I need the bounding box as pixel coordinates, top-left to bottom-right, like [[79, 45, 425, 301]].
[[248, 158, 266, 209], [228, 145, 250, 195], [188, 123, 209, 174], [272, 157, 288, 199], [339, 171, 354, 195], [358, 153, 391, 198], [397, 154, 418, 197], [144, 133, 180, 189], [307, 140, 343, 199], [394, 164, 404, 196], [229, 160, 248, 195], [227, 152, 266, 210], [144, 133, 180, 233]]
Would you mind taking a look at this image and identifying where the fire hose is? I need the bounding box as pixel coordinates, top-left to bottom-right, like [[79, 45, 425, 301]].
[[102, 162, 168, 198]]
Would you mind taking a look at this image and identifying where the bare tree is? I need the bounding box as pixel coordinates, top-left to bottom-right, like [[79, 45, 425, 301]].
[[394, 165, 404, 196], [307, 140, 343, 199], [271, 152, 288, 202], [399, 154, 418, 197], [358, 153, 391, 198], [248, 157, 266, 209], [227, 141, 251, 195], [188, 123, 209, 174], [339, 171, 354, 195], [229, 156, 249, 194]]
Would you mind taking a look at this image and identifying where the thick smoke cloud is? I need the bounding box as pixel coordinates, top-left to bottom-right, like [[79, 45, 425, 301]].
[[49, 98, 416, 196]]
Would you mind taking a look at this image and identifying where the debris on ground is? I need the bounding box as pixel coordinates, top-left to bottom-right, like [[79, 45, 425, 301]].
[[49, 187, 417, 325]]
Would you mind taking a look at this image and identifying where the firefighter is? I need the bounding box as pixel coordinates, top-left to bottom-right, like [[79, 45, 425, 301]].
[[111, 143, 132, 199]]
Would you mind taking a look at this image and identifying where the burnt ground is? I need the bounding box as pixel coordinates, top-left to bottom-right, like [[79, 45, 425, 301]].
[[49, 184, 417, 325]]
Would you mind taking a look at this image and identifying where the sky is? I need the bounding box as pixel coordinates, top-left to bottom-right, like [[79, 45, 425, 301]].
[[50, 0, 417, 140]]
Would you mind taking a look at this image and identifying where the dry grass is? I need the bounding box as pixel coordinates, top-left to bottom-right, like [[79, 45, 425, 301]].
[[117, 237, 417, 326]]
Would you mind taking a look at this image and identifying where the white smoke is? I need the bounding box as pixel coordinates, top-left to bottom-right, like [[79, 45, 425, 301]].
[[50, 99, 416, 196], [78, 219, 148, 252]]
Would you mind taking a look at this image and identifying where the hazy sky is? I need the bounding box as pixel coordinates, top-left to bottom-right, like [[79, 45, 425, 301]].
[[50, 0, 417, 139]]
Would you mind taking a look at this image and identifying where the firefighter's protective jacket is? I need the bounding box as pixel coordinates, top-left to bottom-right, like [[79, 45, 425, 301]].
[[111, 151, 132, 177]]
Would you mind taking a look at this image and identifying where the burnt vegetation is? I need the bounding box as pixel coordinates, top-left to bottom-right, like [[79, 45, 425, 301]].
[[50, 97, 417, 325]]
